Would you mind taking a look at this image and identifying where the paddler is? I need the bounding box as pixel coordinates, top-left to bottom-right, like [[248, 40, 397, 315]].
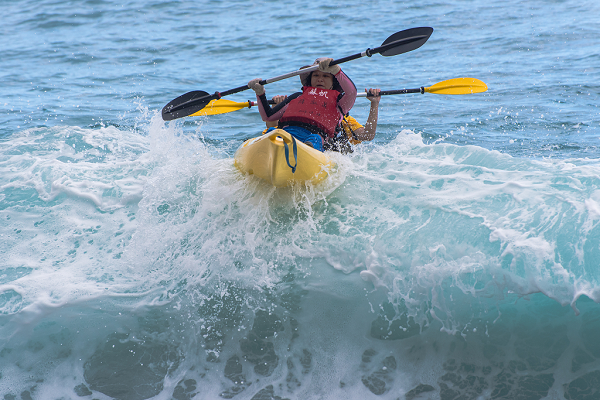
[[265, 88, 382, 153], [248, 57, 357, 152]]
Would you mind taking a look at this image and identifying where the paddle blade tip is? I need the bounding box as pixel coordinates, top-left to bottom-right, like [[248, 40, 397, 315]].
[[161, 106, 177, 121]]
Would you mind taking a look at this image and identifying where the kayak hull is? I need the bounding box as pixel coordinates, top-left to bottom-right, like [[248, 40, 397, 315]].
[[234, 129, 333, 187]]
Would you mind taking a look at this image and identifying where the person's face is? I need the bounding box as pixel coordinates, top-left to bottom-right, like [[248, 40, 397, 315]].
[[310, 71, 334, 90]]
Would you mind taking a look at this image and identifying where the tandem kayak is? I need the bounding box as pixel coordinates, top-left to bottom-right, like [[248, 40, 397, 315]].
[[234, 129, 333, 187]]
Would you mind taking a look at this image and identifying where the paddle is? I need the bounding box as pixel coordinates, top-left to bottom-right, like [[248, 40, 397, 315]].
[[189, 98, 274, 117], [188, 78, 487, 117], [358, 77, 488, 97], [162, 27, 434, 121]]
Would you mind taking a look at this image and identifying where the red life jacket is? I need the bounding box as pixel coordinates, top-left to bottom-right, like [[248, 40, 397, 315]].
[[280, 86, 341, 138]]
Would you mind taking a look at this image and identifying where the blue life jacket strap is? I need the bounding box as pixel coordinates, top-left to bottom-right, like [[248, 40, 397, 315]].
[[280, 135, 298, 173]]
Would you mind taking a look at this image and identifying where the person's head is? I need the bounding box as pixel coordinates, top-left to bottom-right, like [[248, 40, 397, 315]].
[[299, 58, 342, 92], [310, 70, 334, 90]]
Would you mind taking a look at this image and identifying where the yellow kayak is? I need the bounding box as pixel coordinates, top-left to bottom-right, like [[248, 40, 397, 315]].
[[234, 129, 333, 187]]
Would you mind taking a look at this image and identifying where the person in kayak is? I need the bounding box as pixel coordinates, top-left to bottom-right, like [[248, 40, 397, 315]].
[[248, 57, 357, 152], [265, 88, 381, 152]]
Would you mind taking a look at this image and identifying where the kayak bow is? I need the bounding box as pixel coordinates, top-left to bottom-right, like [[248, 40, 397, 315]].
[[234, 129, 333, 187]]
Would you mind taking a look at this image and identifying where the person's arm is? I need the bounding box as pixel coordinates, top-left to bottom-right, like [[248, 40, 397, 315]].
[[334, 69, 357, 115], [353, 88, 380, 141], [265, 95, 288, 128], [248, 79, 294, 122]]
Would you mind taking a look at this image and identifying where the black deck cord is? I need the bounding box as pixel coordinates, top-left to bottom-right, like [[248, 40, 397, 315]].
[[342, 115, 359, 142]]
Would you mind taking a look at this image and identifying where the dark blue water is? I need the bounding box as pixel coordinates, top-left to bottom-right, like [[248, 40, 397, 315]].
[[1, 0, 600, 399]]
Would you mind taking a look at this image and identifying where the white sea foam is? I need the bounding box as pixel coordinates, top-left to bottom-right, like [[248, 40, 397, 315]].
[[3, 117, 600, 398]]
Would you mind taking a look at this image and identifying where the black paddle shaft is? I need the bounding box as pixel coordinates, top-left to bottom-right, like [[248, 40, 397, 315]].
[[162, 27, 433, 121], [364, 88, 424, 97]]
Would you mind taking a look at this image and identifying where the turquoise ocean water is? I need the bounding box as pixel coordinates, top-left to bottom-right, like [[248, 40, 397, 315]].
[[1, 0, 600, 399]]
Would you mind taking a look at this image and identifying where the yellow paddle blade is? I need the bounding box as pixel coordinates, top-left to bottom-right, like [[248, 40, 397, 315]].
[[424, 77, 488, 95], [189, 99, 251, 116]]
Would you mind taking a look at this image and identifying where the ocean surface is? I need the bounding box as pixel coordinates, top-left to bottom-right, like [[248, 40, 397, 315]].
[[1, 0, 600, 399]]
